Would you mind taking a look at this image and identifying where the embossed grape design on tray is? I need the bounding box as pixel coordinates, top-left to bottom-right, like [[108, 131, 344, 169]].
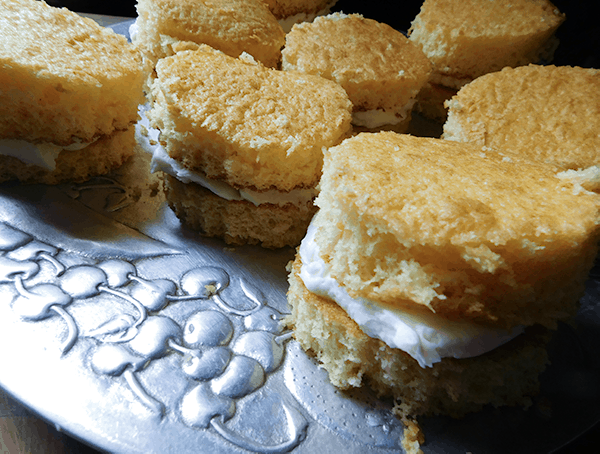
[[0, 220, 307, 453]]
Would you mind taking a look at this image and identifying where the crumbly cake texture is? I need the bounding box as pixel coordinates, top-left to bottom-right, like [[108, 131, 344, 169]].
[[443, 65, 600, 172], [0, 128, 136, 185], [165, 176, 317, 248], [314, 132, 600, 330], [281, 13, 431, 120], [133, 0, 285, 69], [148, 44, 352, 192], [0, 0, 145, 145], [101, 146, 166, 229], [286, 255, 552, 419], [401, 419, 425, 454], [408, 0, 564, 87]]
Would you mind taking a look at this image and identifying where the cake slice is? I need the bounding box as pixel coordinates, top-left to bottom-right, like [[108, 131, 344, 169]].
[[282, 12, 431, 133], [0, 0, 145, 184], [140, 43, 352, 248], [286, 132, 600, 423], [443, 64, 600, 174], [408, 0, 565, 120], [132, 0, 285, 71]]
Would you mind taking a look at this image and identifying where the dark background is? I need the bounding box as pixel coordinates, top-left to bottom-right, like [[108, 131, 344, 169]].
[[45, 0, 599, 68], [15, 1, 600, 453]]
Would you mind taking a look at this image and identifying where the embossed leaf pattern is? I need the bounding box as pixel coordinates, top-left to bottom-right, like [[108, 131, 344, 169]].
[[87, 314, 136, 340]]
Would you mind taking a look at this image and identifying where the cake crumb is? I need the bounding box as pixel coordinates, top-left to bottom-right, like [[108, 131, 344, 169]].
[[401, 418, 425, 454], [204, 284, 217, 295]]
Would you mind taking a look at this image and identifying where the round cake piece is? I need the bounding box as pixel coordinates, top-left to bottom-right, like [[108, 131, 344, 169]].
[[0, 0, 145, 184], [443, 65, 600, 172], [286, 130, 600, 437], [133, 0, 285, 69], [408, 0, 565, 120], [282, 12, 431, 133], [286, 250, 552, 419], [142, 44, 352, 248], [313, 132, 600, 330]]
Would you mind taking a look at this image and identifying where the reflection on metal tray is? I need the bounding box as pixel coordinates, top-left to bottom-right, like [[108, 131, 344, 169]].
[[1, 16, 599, 454]]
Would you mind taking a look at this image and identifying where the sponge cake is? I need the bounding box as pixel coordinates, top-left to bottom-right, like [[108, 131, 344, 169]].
[[141, 44, 352, 247], [0, 0, 145, 184]]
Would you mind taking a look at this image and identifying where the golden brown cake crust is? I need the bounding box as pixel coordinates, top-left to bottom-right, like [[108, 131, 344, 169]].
[[282, 13, 431, 113], [314, 132, 600, 329], [164, 175, 317, 248], [443, 65, 600, 172], [149, 44, 352, 191], [134, 0, 285, 68], [408, 0, 564, 82], [286, 255, 551, 418], [0, 0, 145, 145]]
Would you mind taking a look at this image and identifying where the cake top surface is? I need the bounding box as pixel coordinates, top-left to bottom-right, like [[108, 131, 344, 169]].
[[409, 0, 564, 38], [314, 132, 600, 327], [282, 12, 431, 109], [318, 131, 600, 250], [0, 0, 143, 85], [135, 0, 284, 54], [408, 0, 564, 82], [443, 65, 600, 171], [149, 44, 352, 190]]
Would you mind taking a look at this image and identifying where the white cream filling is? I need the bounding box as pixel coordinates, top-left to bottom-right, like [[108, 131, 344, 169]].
[[351, 100, 415, 129], [298, 222, 523, 368], [0, 138, 94, 171], [135, 106, 316, 207], [352, 109, 405, 129], [128, 20, 138, 42]]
